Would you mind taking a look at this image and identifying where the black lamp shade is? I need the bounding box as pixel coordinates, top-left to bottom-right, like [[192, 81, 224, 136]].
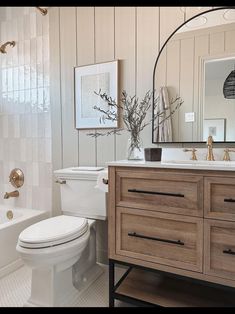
[[223, 70, 235, 99]]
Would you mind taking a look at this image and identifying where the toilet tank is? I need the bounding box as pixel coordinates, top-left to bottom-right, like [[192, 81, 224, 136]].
[[54, 167, 107, 220]]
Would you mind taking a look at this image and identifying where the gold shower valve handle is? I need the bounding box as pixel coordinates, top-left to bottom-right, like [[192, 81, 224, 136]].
[[9, 168, 24, 188]]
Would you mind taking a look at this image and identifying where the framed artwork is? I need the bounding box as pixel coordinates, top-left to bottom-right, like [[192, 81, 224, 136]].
[[74, 60, 118, 129], [203, 118, 226, 141]]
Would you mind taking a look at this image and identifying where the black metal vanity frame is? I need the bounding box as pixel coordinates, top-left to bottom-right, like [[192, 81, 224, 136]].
[[108, 258, 235, 307]]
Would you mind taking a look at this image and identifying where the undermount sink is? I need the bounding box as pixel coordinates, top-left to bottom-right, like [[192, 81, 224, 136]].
[[161, 160, 235, 167]]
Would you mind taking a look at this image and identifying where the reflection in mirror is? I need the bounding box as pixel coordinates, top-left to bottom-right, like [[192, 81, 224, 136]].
[[152, 7, 235, 143], [203, 57, 235, 142]]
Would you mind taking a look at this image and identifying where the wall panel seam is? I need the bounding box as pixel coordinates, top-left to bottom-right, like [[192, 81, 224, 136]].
[[94, 7, 97, 166], [58, 8, 63, 168], [75, 7, 79, 166]]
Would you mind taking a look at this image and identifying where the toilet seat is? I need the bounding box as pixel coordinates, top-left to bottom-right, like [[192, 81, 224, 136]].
[[18, 215, 88, 249]]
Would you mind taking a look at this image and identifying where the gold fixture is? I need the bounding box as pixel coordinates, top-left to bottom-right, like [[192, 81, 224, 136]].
[[55, 179, 66, 184], [223, 148, 235, 161], [36, 7, 48, 15], [183, 148, 197, 160], [6, 210, 13, 220], [0, 41, 15, 54], [206, 135, 215, 161], [9, 168, 24, 188], [4, 190, 19, 199]]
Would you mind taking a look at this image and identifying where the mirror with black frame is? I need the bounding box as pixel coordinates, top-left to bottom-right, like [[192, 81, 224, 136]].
[[152, 7, 235, 144]]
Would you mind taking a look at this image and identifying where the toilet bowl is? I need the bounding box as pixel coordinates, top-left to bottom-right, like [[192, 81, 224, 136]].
[[16, 167, 107, 307]]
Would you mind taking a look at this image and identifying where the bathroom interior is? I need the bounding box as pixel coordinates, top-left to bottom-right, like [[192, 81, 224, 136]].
[[1, 5, 235, 308]]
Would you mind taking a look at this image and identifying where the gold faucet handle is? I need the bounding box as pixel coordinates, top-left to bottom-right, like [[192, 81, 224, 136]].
[[183, 148, 197, 160], [223, 148, 235, 161]]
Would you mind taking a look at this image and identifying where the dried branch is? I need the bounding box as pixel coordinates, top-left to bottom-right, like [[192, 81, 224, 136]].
[[87, 89, 183, 138]]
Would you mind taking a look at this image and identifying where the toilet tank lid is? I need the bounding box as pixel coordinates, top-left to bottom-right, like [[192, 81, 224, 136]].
[[54, 166, 107, 181]]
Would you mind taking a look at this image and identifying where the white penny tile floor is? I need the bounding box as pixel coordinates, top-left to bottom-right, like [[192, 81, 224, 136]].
[[0, 264, 134, 307]]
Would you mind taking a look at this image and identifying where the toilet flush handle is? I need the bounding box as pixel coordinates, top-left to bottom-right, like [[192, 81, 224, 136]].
[[102, 178, 108, 185], [55, 179, 66, 184]]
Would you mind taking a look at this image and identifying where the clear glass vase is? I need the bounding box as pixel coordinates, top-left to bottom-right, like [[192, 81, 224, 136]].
[[126, 133, 144, 160]]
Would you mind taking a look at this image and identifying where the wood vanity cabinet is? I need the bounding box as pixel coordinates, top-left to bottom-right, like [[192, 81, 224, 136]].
[[108, 165, 235, 304]]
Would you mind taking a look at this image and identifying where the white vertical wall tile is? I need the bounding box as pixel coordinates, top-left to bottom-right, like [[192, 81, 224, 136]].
[[36, 36, 43, 64], [18, 65, 25, 90], [23, 14, 30, 40], [24, 65, 30, 89], [30, 38, 37, 64], [18, 41, 24, 66], [13, 115, 20, 138], [36, 12, 43, 36], [2, 115, 8, 138], [37, 63, 43, 88], [1, 69, 7, 92], [1, 21, 7, 42], [0, 7, 51, 213], [7, 68, 13, 92], [30, 12, 36, 38], [20, 138, 27, 161], [13, 67, 19, 90], [24, 40, 30, 64], [32, 162, 39, 186], [17, 17, 24, 41]]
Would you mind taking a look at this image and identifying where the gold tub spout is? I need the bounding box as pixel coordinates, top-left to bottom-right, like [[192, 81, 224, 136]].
[[4, 190, 19, 199]]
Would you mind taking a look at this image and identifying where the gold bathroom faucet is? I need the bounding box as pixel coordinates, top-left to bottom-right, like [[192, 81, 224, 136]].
[[206, 135, 215, 161], [4, 190, 19, 199]]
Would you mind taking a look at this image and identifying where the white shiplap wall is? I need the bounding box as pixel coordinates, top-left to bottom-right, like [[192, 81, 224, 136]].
[[49, 6, 215, 263], [50, 6, 185, 173]]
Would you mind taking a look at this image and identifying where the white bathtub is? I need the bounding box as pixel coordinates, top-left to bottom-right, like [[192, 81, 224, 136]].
[[0, 205, 48, 278]]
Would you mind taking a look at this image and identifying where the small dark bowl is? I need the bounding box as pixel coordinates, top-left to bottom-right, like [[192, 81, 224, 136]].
[[144, 148, 162, 161]]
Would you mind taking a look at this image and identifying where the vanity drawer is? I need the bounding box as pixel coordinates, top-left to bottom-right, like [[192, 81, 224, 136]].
[[116, 169, 203, 217], [204, 177, 235, 221], [204, 219, 235, 281], [116, 207, 203, 272]]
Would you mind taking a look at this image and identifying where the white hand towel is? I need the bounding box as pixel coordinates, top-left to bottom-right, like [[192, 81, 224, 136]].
[[95, 169, 108, 192]]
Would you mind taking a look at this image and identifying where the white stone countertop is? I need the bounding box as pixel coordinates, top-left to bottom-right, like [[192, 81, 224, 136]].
[[106, 159, 235, 172]]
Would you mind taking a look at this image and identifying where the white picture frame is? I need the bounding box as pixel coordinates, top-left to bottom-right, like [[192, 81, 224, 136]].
[[74, 60, 118, 129], [203, 118, 226, 142]]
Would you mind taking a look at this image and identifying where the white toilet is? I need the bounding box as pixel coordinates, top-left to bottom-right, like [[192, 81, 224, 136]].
[[16, 167, 107, 307]]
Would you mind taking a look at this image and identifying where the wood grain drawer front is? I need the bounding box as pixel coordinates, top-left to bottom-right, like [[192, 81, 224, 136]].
[[116, 170, 203, 217], [204, 177, 235, 221], [116, 207, 203, 272], [204, 219, 235, 281]]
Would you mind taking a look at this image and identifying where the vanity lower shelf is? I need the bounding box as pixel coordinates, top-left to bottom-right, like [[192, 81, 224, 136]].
[[111, 260, 235, 307]]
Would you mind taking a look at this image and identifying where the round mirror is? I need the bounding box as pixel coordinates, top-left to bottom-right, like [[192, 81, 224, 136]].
[[152, 6, 235, 144], [9, 168, 24, 188]]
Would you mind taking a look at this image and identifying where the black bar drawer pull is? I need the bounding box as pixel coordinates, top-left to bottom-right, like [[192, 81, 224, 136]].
[[128, 232, 184, 246], [223, 249, 235, 255], [128, 189, 184, 198], [224, 198, 235, 203]]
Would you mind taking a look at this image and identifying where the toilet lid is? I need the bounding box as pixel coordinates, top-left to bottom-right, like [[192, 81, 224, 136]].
[[18, 215, 88, 248]]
